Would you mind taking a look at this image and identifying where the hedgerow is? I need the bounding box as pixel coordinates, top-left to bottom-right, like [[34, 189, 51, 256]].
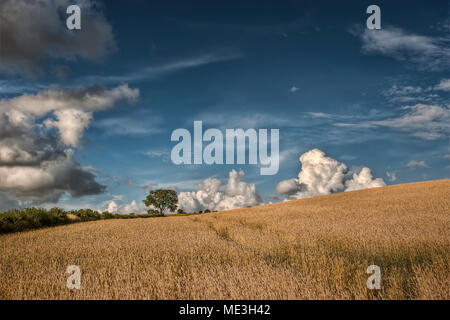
[[0, 208, 155, 235]]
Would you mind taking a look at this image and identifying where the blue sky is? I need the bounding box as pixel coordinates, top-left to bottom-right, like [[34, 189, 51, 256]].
[[0, 0, 448, 212]]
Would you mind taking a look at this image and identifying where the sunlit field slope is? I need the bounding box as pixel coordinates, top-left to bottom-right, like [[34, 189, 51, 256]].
[[0, 180, 448, 299]]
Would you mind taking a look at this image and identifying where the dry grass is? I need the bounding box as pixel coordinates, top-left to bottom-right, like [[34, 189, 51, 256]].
[[0, 180, 448, 300]]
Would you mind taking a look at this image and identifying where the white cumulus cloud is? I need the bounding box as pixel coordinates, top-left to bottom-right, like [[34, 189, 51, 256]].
[[103, 200, 148, 214], [44, 109, 92, 147], [276, 149, 385, 200], [0, 84, 139, 116], [345, 167, 386, 192], [178, 169, 262, 212]]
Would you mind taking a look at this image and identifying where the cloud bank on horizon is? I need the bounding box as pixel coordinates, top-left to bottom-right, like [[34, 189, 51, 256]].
[[102, 169, 263, 214], [178, 148, 387, 211], [103, 149, 386, 214]]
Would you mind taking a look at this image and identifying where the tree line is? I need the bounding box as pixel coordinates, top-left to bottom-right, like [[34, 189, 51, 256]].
[[0, 189, 213, 235]]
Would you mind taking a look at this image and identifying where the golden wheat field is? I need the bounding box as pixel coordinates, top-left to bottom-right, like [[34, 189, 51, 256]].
[[0, 180, 448, 300]]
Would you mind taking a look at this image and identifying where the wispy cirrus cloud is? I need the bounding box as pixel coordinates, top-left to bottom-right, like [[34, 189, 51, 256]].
[[336, 104, 450, 140], [351, 25, 450, 71], [386, 171, 397, 182], [435, 79, 450, 91], [382, 84, 441, 104], [144, 148, 171, 163], [191, 111, 297, 129], [78, 51, 243, 85], [308, 112, 333, 119], [94, 113, 163, 136], [0, 80, 48, 95], [407, 160, 429, 169]]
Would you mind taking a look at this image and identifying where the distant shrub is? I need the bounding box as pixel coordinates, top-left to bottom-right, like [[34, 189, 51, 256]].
[[147, 209, 162, 216], [70, 209, 101, 221], [101, 211, 114, 219], [0, 207, 70, 234]]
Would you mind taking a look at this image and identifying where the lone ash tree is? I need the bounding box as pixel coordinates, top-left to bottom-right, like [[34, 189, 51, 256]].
[[143, 189, 178, 216]]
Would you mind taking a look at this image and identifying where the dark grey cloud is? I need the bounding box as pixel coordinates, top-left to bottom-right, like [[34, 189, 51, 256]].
[[0, 0, 115, 77], [0, 109, 105, 204], [0, 192, 22, 212], [0, 83, 139, 208]]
